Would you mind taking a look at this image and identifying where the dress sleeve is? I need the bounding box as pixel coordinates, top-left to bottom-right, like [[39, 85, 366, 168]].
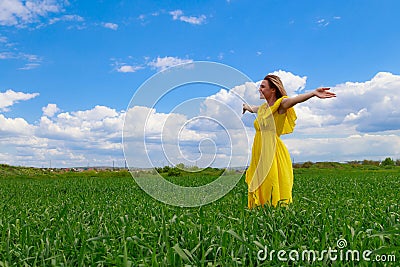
[[270, 96, 297, 135], [281, 106, 297, 135]]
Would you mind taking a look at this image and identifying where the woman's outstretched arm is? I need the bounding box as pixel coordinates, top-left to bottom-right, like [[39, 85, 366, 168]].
[[279, 87, 336, 113], [242, 103, 259, 114]]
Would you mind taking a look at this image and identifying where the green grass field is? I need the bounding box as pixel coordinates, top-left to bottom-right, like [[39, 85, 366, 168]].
[[0, 165, 399, 266]]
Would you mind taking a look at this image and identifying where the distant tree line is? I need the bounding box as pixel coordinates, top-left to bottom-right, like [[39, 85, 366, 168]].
[[155, 164, 226, 177], [293, 157, 400, 169]]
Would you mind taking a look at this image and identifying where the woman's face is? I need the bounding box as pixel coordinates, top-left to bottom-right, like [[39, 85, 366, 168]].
[[259, 80, 275, 99]]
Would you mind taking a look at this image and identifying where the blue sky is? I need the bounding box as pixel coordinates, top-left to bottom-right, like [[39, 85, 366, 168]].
[[1, 0, 400, 167]]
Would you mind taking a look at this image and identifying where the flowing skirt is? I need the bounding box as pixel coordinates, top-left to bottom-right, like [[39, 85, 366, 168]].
[[246, 136, 293, 208]]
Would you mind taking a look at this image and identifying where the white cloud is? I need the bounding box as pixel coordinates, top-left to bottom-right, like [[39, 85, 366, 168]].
[[123, 104, 246, 168], [0, 51, 41, 61], [276, 71, 400, 163], [0, 101, 127, 167], [148, 56, 193, 71], [169, 10, 183, 20], [0, 0, 63, 26], [124, 106, 188, 141], [49, 14, 84, 24], [0, 114, 34, 135], [268, 70, 307, 96], [124, 106, 195, 167], [0, 52, 13, 59], [18, 63, 40, 70], [0, 36, 8, 43], [197, 71, 307, 130], [316, 16, 341, 28], [103, 22, 118, 30], [36, 105, 123, 141], [0, 89, 39, 111], [179, 15, 206, 25], [2, 71, 400, 168], [300, 72, 400, 132], [201, 85, 256, 129], [317, 18, 329, 27], [42, 103, 60, 117], [0, 51, 42, 69], [37, 115, 85, 140], [285, 133, 400, 162], [117, 65, 143, 73], [169, 9, 206, 25], [72, 105, 118, 121], [210, 71, 400, 163], [343, 108, 368, 123], [112, 56, 194, 73], [137, 12, 159, 25]]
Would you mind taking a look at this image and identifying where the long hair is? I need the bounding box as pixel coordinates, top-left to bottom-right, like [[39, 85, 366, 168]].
[[264, 74, 287, 99]]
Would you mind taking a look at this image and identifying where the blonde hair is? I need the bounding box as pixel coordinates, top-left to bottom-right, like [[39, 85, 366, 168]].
[[264, 74, 287, 99]]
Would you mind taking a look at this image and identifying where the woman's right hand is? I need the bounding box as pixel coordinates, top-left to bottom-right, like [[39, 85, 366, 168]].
[[242, 103, 251, 114], [313, 87, 336, 99]]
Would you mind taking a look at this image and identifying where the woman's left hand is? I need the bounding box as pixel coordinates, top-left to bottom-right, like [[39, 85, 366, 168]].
[[314, 88, 336, 99]]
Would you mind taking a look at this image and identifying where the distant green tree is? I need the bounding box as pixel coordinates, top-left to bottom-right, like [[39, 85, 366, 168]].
[[348, 160, 361, 166], [188, 165, 199, 171], [162, 166, 171, 173], [362, 159, 380, 166], [381, 157, 395, 166], [176, 163, 185, 169], [301, 161, 313, 168], [167, 168, 181, 177]]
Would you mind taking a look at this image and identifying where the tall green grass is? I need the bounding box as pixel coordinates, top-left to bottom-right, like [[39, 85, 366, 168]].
[[0, 168, 399, 266]]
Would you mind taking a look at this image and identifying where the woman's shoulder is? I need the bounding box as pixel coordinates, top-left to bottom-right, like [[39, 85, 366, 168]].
[[279, 96, 289, 102], [271, 96, 288, 108], [274, 96, 290, 114]]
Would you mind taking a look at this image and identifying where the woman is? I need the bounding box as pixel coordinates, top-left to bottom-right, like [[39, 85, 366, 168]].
[[243, 74, 335, 208]]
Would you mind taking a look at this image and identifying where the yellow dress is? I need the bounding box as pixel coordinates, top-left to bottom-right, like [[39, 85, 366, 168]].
[[245, 96, 297, 208]]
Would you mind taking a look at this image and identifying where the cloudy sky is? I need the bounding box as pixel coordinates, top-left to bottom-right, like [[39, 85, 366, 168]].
[[1, 0, 400, 168]]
